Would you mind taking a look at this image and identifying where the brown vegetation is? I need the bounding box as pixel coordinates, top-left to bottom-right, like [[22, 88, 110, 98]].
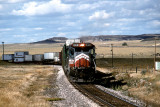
[[0, 64, 55, 107], [96, 58, 160, 106]]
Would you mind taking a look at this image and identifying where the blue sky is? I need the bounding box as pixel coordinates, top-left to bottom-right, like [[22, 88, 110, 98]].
[[0, 0, 160, 43]]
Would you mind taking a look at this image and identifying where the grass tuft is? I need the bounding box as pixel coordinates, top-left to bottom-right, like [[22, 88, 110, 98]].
[[45, 98, 65, 101]]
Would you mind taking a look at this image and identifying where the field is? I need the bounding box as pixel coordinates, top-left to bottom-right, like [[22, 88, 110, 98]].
[[0, 40, 160, 106], [96, 58, 160, 106], [0, 40, 160, 59], [0, 63, 56, 107], [94, 40, 160, 58]]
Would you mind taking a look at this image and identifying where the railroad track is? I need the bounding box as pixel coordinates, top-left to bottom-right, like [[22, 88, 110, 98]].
[[71, 82, 137, 107]]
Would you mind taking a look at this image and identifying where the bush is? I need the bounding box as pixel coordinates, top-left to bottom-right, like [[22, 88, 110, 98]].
[[122, 42, 128, 46]]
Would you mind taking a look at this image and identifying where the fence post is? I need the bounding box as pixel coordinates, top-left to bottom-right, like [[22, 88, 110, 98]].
[[136, 66, 137, 73]]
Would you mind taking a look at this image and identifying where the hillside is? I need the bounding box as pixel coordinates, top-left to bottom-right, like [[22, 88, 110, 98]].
[[32, 37, 67, 44], [79, 34, 160, 42], [32, 34, 160, 44]]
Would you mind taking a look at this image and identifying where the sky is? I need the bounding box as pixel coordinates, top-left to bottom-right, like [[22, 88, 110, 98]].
[[0, 0, 160, 43]]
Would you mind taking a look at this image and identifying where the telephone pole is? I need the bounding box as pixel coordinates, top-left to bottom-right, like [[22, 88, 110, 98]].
[[154, 37, 157, 71], [111, 44, 113, 68], [2, 42, 4, 61]]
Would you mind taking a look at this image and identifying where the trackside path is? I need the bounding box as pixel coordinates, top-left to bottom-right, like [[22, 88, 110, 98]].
[[51, 65, 99, 107]]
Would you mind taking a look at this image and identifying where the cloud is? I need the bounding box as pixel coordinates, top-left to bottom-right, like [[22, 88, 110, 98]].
[[0, 5, 2, 10], [0, 0, 26, 3], [13, 35, 26, 37], [66, 22, 75, 26], [77, 3, 99, 11], [0, 28, 13, 31], [89, 10, 114, 20], [12, 0, 72, 16], [34, 27, 43, 30], [104, 23, 110, 27], [57, 32, 66, 36], [151, 20, 160, 27]]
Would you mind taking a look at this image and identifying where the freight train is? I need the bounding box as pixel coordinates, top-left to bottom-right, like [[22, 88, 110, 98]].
[[62, 39, 96, 82]]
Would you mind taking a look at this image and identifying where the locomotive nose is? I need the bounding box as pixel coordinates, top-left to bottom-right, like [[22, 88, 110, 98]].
[[75, 53, 90, 68], [75, 58, 90, 68]]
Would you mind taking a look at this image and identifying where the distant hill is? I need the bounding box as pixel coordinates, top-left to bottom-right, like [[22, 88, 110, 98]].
[[79, 34, 160, 42], [32, 34, 160, 44], [32, 37, 67, 44]]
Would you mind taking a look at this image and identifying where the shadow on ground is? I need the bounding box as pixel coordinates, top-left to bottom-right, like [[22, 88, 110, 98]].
[[94, 70, 126, 89]]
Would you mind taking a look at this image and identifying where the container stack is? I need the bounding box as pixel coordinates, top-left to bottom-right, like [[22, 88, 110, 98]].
[[33, 54, 44, 62], [14, 51, 29, 62], [25, 55, 33, 62], [2, 54, 14, 61]]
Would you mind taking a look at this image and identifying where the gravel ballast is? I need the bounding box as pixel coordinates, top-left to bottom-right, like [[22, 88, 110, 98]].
[[51, 65, 99, 107]]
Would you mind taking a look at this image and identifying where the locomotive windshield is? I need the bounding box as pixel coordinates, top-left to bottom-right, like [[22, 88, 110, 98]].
[[75, 47, 90, 52], [74, 47, 95, 54], [69, 48, 74, 58]]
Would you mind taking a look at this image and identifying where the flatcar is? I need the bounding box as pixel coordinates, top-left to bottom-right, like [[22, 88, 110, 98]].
[[62, 39, 96, 82]]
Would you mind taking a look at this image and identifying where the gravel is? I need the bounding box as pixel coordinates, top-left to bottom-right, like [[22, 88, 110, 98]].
[[51, 65, 99, 107], [95, 85, 146, 107]]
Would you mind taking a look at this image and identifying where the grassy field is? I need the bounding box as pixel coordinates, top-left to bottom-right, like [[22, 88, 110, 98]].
[[96, 58, 160, 69], [96, 58, 160, 106], [0, 40, 159, 59], [0, 40, 160, 106], [0, 63, 56, 107]]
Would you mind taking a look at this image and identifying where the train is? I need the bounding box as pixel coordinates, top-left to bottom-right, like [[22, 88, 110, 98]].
[[2, 52, 61, 64], [61, 39, 96, 82]]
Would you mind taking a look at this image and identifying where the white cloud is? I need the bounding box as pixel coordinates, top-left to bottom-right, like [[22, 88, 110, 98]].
[[34, 27, 43, 30], [151, 20, 160, 27], [0, 5, 2, 10], [66, 22, 75, 26], [89, 10, 114, 20], [0, 0, 26, 3], [104, 23, 110, 27], [13, 35, 26, 37], [57, 32, 66, 36], [9, 0, 25, 3], [77, 3, 99, 11], [0, 28, 12, 31], [12, 0, 72, 16]]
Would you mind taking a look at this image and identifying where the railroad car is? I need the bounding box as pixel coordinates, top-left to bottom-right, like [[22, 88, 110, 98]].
[[62, 39, 96, 82], [43, 52, 61, 64]]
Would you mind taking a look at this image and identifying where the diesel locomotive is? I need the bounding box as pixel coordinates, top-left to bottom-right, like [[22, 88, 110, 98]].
[[62, 39, 96, 82]]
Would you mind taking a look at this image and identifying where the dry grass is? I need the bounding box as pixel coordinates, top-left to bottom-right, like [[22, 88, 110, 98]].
[[0, 65, 55, 107], [127, 72, 160, 106], [97, 58, 160, 106], [93, 40, 160, 58], [0, 40, 160, 59]]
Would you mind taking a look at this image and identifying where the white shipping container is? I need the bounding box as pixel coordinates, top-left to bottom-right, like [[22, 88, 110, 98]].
[[54, 52, 60, 57], [54, 57, 60, 62], [156, 62, 160, 70], [2, 54, 14, 61], [14, 51, 29, 58], [66, 39, 80, 46], [33, 54, 44, 61], [25, 55, 33, 61], [44, 53, 54, 60], [14, 58, 24, 62]]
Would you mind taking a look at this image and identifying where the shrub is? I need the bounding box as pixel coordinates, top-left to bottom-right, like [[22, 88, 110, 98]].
[[122, 42, 128, 46]]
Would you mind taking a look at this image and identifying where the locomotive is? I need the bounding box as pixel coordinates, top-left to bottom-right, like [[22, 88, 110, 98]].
[[62, 39, 96, 82]]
